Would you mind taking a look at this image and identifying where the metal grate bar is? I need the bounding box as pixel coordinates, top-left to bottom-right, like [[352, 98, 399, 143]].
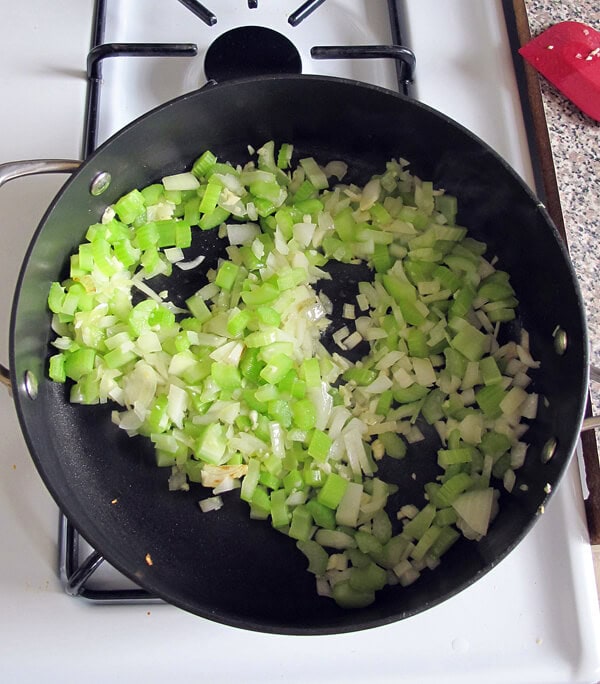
[[176, 0, 217, 26]]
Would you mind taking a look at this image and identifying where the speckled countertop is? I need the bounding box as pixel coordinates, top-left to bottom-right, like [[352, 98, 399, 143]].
[[522, 0, 600, 597], [523, 1, 600, 414]]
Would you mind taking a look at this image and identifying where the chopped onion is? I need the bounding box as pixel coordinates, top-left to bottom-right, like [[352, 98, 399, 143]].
[[226, 222, 260, 245], [199, 496, 224, 513], [175, 255, 206, 271], [162, 172, 200, 191], [47, 142, 540, 611]]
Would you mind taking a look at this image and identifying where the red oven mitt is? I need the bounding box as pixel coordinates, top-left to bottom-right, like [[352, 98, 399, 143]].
[[518, 21, 600, 122]]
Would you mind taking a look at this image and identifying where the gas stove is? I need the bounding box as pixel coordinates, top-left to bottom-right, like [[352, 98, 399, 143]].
[[1, 1, 599, 682]]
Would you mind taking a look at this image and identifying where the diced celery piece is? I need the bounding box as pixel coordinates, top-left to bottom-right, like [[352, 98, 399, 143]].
[[260, 353, 294, 384], [306, 499, 336, 530], [354, 530, 383, 556], [192, 150, 218, 178], [270, 489, 290, 528], [428, 525, 460, 560], [378, 432, 407, 459], [198, 207, 230, 231], [349, 562, 387, 592], [332, 581, 375, 609], [195, 423, 227, 464], [307, 429, 332, 463], [317, 472, 349, 509], [215, 261, 240, 291], [292, 398, 317, 430], [211, 363, 241, 390], [411, 524, 442, 562], [402, 503, 436, 541], [288, 505, 313, 541], [475, 383, 507, 419], [48, 353, 67, 383], [450, 322, 487, 362], [296, 539, 328, 575], [186, 293, 212, 323], [114, 189, 145, 224], [299, 157, 328, 190]]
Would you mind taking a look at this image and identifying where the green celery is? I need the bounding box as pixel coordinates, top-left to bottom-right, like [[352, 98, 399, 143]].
[[411, 524, 442, 562], [215, 261, 240, 291], [402, 503, 436, 540], [479, 356, 502, 385], [317, 472, 349, 509], [342, 367, 377, 386], [48, 353, 66, 383], [299, 157, 328, 190], [199, 181, 223, 215], [428, 525, 460, 559], [349, 562, 387, 592], [475, 383, 507, 419], [192, 150, 218, 178], [114, 189, 145, 224], [141, 183, 164, 205], [450, 322, 487, 362], [436, 472, 473, 507], [301, 358, 321, 388], [211, 363, 241, 390], [307, 429, 332, 463], [296, 540, 328, 575], [292, 398, 317, 430], [239, 348, 265, 383], [186, 293, 212, 323], [378, 432, 407, 459], [198, 207, 230, 231], [306, 499, 336, 530], [267, 399, 292, 428], [293, 179, 317, 203], [276, 143, 293, 170], [260, 354, 294, 385], [331, 581, 375, 609], [288, 505, 313, 541], [354, 530, 384, 557]]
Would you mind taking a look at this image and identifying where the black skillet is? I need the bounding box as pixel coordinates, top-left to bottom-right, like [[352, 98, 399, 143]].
[[5, 76, 588, 634]]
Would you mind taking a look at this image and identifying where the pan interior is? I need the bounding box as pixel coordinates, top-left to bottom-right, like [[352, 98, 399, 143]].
[[10, 76, 588, 634]]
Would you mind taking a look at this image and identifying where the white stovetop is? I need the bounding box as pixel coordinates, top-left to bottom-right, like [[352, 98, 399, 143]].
[[0, 1, 599, 683]]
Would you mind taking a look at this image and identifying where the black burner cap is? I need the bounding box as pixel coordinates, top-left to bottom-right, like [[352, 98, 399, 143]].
[[204, 26, 302, 82]]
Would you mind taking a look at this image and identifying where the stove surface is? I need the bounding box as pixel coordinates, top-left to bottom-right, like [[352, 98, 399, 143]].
[[1, 1, 599, 682]]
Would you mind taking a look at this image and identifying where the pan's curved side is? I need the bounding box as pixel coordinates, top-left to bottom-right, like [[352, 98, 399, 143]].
[[9, 75, 588, 634]]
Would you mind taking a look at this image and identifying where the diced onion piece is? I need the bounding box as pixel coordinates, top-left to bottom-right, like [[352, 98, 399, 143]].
[[452, 488, 494, 537], [162, 172, 200, 191], [175, 255, 206, 271], [226, 222, 261, 245], [343, 331, 363, 350], [359, 178, 381, 211], [324, 160, 348, 180], [199, 496, 224, 513], [164, 247, 184, 263]]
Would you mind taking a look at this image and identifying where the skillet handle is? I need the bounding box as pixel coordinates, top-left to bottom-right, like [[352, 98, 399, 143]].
[[0, 159, 82, 391], [582, 366, 600, 431]]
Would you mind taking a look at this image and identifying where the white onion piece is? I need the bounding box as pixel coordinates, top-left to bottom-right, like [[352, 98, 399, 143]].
[[226, 222, 260, 245], [175, 255, 206, 271], [162, 172, 200, 191], [199, 496, 224, 513]]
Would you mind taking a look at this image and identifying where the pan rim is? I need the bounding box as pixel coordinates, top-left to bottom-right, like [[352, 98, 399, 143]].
[[7, 73, 590, 634]]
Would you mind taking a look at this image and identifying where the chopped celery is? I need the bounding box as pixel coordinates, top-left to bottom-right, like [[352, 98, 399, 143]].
[[288, 505, 313, 541], [296, 539, 328, 575], [317, 472, 349, 509], [114, 189, 145, 224], [332, 581, 375, 609], [46, 141, 538, 611]]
